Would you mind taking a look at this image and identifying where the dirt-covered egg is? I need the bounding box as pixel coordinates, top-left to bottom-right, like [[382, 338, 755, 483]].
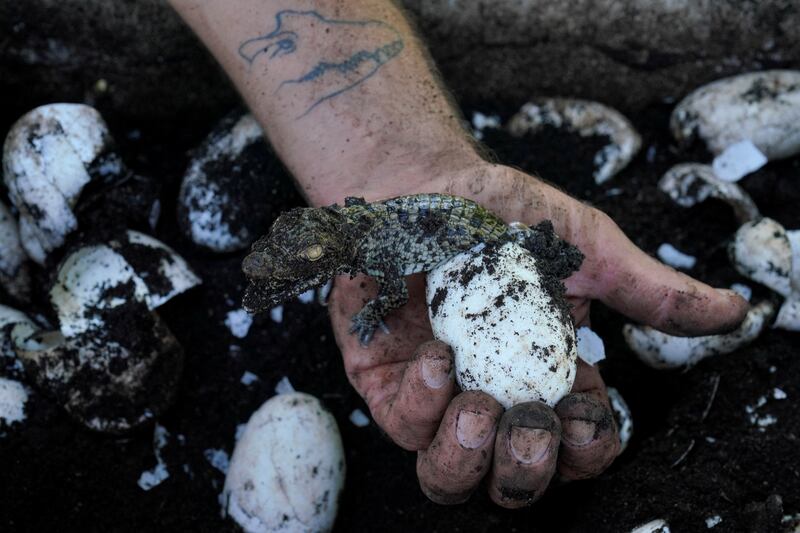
[[177, 112, 302, 253], [671, 70, 800, 160], [2, 103, 114, 264], [507, 98, 641, 184], [426, 241, 577, 409], [14, 233, 199, 432], [222, 392, 345, 533]]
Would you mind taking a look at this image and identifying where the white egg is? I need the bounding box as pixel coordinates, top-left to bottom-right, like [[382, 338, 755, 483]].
[[2, 103, 112, 264], [222, 392, 345, 533], [507, 98, 641, 184], [671, 70, 800, 160], [426, 242, 577, 409], [623, 301, 775, 369], [658, 163, 760, 224]]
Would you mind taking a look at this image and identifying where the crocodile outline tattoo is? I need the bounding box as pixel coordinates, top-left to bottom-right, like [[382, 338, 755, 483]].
[[242, 194, 583, 345], [238, 10, 404, 118]]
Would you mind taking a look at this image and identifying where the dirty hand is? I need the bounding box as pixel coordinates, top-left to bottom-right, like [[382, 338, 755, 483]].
[[328, 164, 749, 508]]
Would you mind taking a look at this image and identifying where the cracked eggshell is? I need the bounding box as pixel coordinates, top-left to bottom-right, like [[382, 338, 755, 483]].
[[0, 201, 30, 302], [0, 304, 39, 359], [507, 98, 642, 184], [671, 70, 800, 160], [2, 103, 112, 264], [178, 113, 301, 253], [110, 230, 202, 309], [623, 301, 775, 369], [426, 242, 576, 409], [607, 387, 633, 453], [23, 240, 196, 432], [222, 392, 345, 533], [729, 218, 791, 297], [658, 163, 760, 224]]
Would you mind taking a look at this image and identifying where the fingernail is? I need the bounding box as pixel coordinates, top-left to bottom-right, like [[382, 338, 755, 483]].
[[509, 427, 552, 464], [562, 419, 597, 446], [421, 356, 451, 389], [456, 410, 494, 449], [716, 288, 749, 304]]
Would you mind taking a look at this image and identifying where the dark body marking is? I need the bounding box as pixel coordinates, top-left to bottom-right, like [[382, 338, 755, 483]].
[[238, 10, 404, 118]]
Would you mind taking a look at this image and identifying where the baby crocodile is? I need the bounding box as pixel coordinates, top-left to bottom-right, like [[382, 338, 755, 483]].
[[242, 193, 582, 345]]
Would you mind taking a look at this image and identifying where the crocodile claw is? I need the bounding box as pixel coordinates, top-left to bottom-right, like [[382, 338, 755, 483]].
[[349, 312, 389, 346]]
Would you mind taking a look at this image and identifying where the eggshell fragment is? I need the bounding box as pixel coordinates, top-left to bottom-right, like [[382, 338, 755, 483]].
[[631, 519, 671, 533], [508, 98, 642, 184], [0, 376, 29, 426], [607, 387, 633, 453], [222, 392, 345, 533], [671, 70, 800, 160], [2, 104, 112, 264], [623, 301, 775, 369], [729, 218, 791, 297], [0, 304, 39, 359], [658, 163, 760, 224], [110, 230, 202, 310], [426, 242, 577, 409]]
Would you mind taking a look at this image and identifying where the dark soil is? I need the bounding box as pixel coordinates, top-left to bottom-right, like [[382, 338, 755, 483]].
[[1, 95, 799, 533]]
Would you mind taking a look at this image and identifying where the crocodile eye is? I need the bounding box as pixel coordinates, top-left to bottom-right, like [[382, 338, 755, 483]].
[[300, 244, 324, 261]]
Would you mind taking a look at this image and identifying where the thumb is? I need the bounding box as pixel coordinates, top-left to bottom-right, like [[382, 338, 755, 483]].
[[581, 218, 749, 336]]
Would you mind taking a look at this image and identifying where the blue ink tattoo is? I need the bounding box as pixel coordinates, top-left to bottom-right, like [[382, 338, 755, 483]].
[[239, 10, 404, 118]]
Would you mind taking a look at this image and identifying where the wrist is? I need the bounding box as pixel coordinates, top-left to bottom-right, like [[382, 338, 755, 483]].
[[304, 144, 486, 207]]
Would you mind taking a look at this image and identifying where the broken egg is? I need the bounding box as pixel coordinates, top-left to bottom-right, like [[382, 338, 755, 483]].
[[14, 233, 200, 432], [2, 103, 116, 264], [426, 242, 577, 409], [671, 70, 800, 160], [178, 112, 300, 253], [658, 163, 760, 224], [222, 392, 345, 533], [507, 98, 642, 184], [730, 219, 800, 331], [729, 218, 792, 297], [0, 304, 39, 359], [623, 301, 775, 369], [607, 387, 633, 453]]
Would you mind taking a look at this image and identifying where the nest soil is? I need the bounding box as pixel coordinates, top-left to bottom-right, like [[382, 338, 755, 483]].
[[0, 101, 798, 532]]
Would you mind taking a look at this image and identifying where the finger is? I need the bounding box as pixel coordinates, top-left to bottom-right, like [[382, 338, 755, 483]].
[[371, 340, 456, 451], [487, 402, 561, 508], [579, 214, 749, 336], [417, 391, 503, 504], [555, 391, 619, 481]]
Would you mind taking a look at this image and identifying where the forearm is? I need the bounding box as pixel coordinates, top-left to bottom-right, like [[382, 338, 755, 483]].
[[168, 0, 482, 206]]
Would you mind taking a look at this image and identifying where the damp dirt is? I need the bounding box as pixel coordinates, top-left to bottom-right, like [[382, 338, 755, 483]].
[[0, 100, 798, 532]]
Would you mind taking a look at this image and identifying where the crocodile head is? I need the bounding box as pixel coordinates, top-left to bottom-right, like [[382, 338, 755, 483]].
[[242, 206, 350, 312]]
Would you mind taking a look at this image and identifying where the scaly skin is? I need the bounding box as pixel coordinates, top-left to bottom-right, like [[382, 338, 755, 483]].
[[242, 193, 581, 345]]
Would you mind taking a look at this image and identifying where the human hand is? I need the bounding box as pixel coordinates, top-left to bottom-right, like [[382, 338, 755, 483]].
[[328, 163, 749, 508]]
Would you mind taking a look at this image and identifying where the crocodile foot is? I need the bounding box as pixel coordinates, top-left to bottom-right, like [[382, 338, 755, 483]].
[[349, 308, 390, 346]]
